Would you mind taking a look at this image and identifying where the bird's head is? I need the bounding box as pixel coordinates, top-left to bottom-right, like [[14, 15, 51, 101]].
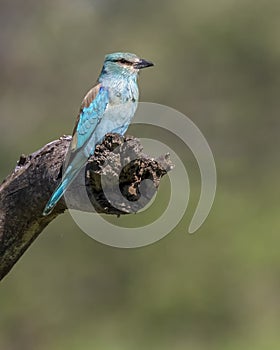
[[101, 52, 154, 78]]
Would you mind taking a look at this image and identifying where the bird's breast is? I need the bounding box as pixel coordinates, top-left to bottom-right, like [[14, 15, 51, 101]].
[[108, 82, 139, 105]]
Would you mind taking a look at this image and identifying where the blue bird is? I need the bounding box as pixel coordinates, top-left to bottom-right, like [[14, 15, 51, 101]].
[[43, 52, 154, 216]]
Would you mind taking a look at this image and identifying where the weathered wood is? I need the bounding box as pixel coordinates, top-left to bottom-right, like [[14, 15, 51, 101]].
[[0, 133, 172, 281]]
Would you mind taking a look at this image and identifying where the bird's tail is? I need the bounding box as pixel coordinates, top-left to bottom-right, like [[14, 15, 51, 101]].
[[43, 165, 79, 216]]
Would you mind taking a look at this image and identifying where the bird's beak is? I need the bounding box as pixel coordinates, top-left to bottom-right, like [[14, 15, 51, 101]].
[[134, 58, 154, 69]]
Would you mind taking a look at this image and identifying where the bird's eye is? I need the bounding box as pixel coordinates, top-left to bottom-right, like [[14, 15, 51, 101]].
[[112, 58, 133, 66]]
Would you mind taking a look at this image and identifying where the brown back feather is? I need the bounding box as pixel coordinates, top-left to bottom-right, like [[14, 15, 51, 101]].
[[70, 83, 101, 152]]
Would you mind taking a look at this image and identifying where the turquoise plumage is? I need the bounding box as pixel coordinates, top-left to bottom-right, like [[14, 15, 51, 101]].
[[43, 52, 153, 215]]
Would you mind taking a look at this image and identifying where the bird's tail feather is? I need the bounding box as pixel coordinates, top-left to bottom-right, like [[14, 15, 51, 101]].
[[43, 165, 79, 216]]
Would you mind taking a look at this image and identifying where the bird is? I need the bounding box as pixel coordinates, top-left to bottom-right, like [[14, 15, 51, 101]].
[[43, 52, 154, 216]]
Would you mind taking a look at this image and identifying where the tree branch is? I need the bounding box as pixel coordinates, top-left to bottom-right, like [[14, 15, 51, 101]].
[[0, 133, 172, 281]]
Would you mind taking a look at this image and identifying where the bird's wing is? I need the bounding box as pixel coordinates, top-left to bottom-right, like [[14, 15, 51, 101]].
[[70, 83, 109, 153]]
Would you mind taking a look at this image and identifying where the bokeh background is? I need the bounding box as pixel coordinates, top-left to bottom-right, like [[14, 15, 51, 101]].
[[1, 0, 280, 349]]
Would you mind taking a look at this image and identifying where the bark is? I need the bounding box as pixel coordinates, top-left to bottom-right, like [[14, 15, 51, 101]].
[[0, 133, 172, 281]]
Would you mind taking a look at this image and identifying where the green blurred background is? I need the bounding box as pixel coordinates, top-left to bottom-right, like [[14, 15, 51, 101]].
[[1, 0, 280, 349]]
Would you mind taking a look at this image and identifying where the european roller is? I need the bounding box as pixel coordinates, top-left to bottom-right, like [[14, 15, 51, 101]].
[[43, 52, 154, 216]]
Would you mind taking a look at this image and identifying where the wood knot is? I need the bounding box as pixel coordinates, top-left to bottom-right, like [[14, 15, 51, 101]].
[[17, 154, 27, 167]]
